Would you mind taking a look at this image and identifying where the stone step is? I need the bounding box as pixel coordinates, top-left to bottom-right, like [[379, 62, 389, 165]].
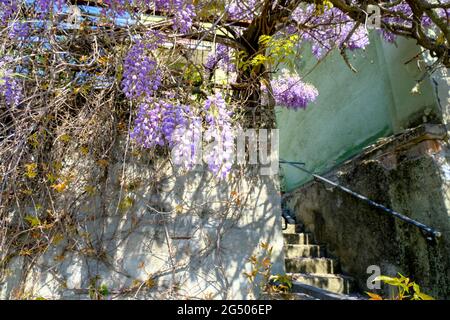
[[285, 258, 337, 274], [259, 292, 319, 300], [283, 233, 314, 245], [282, 224, 295, 234], [282, 224, 303, 234], [290, 281, 361, 300], [288, 273, 354, 295], [285, 244, 323, 258]]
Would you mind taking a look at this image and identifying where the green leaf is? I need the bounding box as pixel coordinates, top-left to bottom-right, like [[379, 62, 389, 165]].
[[119, 196, 134, 211], [99, 284, 109, 297], [258, 35, 272, 46], [24, 215, 41, 227], [375, 275, 400, 285], [417, 292, 434, 300]]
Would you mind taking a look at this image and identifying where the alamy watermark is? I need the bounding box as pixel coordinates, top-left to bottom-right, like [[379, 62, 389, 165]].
[[367, 265, 382, 290], [366, 5, 381, 30], [170, 126, 279, 176]]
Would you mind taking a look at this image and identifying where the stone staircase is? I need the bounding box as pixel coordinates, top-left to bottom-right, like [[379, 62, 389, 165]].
[[283, 223, 360, 300]]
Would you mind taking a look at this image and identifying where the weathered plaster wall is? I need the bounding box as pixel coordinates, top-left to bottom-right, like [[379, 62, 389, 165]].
[[277, 34, 440, 192], [0, 138, 285, 300], [428, 64, 450, 130], [286, 125, 450, 299]]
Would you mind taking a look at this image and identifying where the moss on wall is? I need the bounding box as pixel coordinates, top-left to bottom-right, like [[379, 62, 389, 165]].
[[286, 127, 450, 298]]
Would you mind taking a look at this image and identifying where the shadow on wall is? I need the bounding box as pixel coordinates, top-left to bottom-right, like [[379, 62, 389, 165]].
[[0, 136, 285, 300]]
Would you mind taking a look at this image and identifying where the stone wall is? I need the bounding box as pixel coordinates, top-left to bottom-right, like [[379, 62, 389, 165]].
[[286, 124, 450, 299], [0, 137, 285, 300]]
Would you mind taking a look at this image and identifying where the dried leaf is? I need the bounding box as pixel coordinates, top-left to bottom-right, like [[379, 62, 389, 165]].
[[366, 292, 383, 300], [24, 163, 38, 179], [51, 181, 68, 193]]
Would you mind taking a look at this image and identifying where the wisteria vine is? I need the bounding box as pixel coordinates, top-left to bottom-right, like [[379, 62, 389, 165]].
[[0, 0, 448, 181]]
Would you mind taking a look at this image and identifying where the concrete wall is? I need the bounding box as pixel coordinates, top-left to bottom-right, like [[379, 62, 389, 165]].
[[277, 33, 440, 192], [0, 137, 285, 300], [286, 125, 450, 299]]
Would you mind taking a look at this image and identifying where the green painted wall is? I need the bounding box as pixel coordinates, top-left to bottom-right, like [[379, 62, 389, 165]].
[[277, 33, 440, 192]]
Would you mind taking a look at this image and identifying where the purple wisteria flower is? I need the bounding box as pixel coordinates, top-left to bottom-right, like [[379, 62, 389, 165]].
[[0, 57, 22, 108], [155, 0, 196, 34], [0, 0, 18, 25], [291, 4, 370, 58], [173, 1, 195, 34], [226, 0, 256, 21], [171, 116, 203, 170], [379, 3, 435, 43], [269, 72, 318, 110], [9, 22, 30, 38], [121, 41, 162, 100], [35, 0, 66, 17], [205, 44, 235, 73], [130, 100, 190, 149], [204, 93, 235, 178]]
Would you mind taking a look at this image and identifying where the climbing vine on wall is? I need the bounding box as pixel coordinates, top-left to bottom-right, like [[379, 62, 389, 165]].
[[0, 0, 448, 299]]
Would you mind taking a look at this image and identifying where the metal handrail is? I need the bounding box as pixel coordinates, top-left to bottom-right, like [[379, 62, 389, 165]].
[[280, 159, 442, 241]]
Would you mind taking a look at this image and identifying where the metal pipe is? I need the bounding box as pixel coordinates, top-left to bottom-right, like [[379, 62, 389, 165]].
[[280, 159, 441, 241]]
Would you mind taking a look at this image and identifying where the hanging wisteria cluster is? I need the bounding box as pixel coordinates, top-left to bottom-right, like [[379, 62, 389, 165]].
[[377, 2, 450, 43], [291, 4, 370, 58], [203, 93, 235, 178], [268, 73, 319, 111], [130, 101, 191, 148], [0, 1, 18, 24], [227, 0, 257, 21], [0, 0, 449, 181], [170, 115, 203, 170], [121, 41, 162, 100], [0, 57, 22, 108], [205, 44, 235, 73]]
